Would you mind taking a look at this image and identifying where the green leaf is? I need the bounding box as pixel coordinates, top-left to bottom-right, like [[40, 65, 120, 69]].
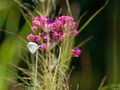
[[5, 1, 20, 33], [0, 0, 10, 27], [0, 37, 23, 90]]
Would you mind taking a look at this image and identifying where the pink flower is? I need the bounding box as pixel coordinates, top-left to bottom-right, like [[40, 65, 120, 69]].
[[58, 32, 63, 41], [27, 34, 36, 42], [32, 16, 50, 32], [64, 29, 79, 38], [34, 35, 39, 42], [53, 16, 76, 30], [39, 44, 47, 52], [51, 21, 62, 31], [27, 34, 39, 43], [32, 16, 50, 25], [71, 48, 81, 57], [52, 31, 58, 39], [32, 16, 41, 26], [40, 32, 46, 38], [39, 32, 47, 42], [73, 29, 79, 36], [32, 26, 38, 32], [64, 32, 72, 38]]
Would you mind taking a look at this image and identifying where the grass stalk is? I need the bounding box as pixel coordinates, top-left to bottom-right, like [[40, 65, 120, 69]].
[[65, 0, 72, 16], [79, 0, 108, 32], [0, 29, 27, 44], [34, 51, 39, 90], [112, 3, 118, 83]]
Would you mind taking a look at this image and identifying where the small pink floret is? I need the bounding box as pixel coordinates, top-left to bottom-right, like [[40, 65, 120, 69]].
[[53, 16, 76, 30], [73, 29, 79, 36], [27, 34, 35, 42], [32, 16, 50, 32], [52, 31, 58, 39], [39, 44, 47, 52], [71, 48, 81, 57], [32, 26, 38, 32], [58, 32, 63, 41]]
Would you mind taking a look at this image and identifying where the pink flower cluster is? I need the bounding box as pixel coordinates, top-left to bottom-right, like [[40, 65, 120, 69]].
[[27, 16, 81, 57], [32, 16, 50, 32], [50, 16, 79, 39]]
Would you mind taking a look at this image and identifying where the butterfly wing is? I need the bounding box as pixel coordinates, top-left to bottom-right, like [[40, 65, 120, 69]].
[[27, 42, 39, 54]]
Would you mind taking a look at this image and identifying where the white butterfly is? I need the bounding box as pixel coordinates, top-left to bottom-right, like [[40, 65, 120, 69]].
[[27, 42, 40, 54]]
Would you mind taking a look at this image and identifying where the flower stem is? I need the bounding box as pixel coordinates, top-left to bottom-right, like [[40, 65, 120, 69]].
[[42, 2, 46, 16], [65, 0, 72, 16], [34, 51, 39, 90], [112, 3, 118, 83]]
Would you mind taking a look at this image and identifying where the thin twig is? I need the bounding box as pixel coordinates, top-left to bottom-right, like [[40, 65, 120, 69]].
[[65, 0, 72, 16], [98, 75, 107, 90], [14, 0, 34, 17], [76, 11, 88, 28], [76, 84, 79, 90], [34, 51, 39, 90], [76, 36, 93, 48], [79, 0, 108, 32], [0, 28, 27, 44]]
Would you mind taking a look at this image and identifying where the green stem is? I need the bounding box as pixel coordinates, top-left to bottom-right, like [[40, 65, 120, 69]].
[[52, 47, 62, 88], [112, 3, 118, 83], [0, 29, 27, 44], [65, 0, 72, 16], [52, 65, 58, 90], [42, 2, 46, 16], [34, 52, 39, 90], [79, 0, 108, 32], [76, 36, 93, 48]]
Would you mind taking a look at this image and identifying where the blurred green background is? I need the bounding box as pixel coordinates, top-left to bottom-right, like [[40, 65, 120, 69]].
[[0, 0, 120, 90]]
